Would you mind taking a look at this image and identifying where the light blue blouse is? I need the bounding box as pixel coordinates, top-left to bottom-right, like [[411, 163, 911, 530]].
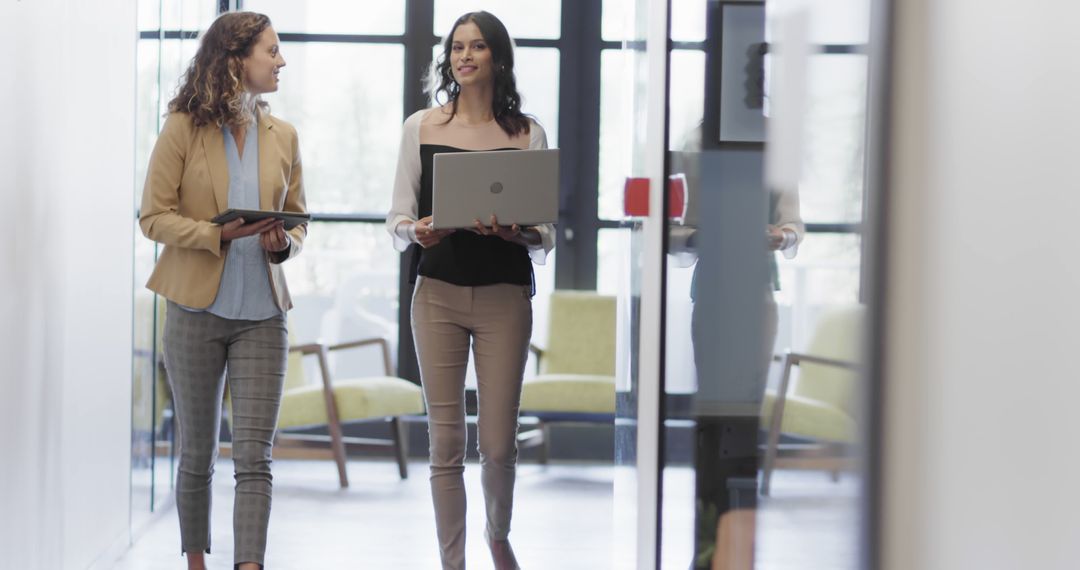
[[201, 119, 282, 320]]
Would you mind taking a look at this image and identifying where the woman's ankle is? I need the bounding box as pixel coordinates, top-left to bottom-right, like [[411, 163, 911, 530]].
[[185, 551, 207, 570]]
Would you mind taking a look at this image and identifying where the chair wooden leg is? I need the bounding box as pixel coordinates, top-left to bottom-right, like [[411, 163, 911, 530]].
[[761, 355, 795, 497], [314, 346, 349, 488], [327, 417, 349, 488], [538, 421, 551, 465], [390, 416, 408, 480]]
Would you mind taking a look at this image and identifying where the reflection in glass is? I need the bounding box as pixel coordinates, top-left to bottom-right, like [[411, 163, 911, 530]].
[[133, 10, 202, 526], [660, 1, 873, 568], [799, 55, 868, 223]]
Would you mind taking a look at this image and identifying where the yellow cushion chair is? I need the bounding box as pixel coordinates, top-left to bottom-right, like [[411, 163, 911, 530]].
[[227, 326, 425, 488], [518, 291, 617, 462], [759, 304, 864, 495]]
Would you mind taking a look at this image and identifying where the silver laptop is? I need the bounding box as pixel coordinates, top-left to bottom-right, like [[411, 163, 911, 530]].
[[431, 149, 559, 230]]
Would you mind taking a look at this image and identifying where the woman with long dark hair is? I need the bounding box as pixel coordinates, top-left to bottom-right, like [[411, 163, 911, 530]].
[[139, 11, 306, 570], [386, 11, 555, 570]]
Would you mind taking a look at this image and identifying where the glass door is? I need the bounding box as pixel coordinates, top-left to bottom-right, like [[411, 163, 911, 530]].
[[132, 0, 218, 529], [603, 0, 670, 567], [660, 0, 878, 568]]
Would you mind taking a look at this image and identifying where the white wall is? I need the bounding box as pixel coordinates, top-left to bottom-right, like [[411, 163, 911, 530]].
[[1, 1, 136, 568], [884, 2, 1080, 569]]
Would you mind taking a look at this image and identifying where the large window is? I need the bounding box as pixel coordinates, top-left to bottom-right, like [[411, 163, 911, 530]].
[[239, 0, 565, 386]]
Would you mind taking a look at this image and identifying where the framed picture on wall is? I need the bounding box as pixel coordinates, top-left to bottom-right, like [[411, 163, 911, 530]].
[[716, 2, 767, 143]]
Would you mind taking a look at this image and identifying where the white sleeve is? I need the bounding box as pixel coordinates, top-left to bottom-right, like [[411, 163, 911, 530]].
[[528, 120, 557, 265], [386, 110, 426, 252]]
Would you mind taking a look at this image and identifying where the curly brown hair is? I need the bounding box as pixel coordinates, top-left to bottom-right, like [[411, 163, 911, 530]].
[[168, 12, 272, 128]]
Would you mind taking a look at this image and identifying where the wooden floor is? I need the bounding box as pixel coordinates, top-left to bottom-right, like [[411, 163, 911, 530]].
[[113, 459, 857, 569]]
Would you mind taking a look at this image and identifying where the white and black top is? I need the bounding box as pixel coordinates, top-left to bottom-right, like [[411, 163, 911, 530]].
[[386, 108, 556, 287]]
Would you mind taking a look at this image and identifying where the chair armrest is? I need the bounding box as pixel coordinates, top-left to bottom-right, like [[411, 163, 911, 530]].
[[786, 351, 859, 371], [325, 337, 394, 376], [528, 343, 544, 374], [762, 352, 799, 473], [289, 343, 324, 356]]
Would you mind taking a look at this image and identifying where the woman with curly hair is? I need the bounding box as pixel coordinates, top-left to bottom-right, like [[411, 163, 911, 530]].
[[139, 11, 305, 570], [386, 11, 555, 570]]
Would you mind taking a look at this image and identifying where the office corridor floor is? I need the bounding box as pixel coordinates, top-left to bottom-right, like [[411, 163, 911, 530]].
[[113, 459, 856, 569]]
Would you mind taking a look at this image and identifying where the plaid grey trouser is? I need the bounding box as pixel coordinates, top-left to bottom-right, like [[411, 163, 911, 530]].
[[163, 302, 287, 568]]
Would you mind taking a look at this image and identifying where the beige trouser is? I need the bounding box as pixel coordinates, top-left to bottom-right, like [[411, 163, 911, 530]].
[[411, 276, 533, 570]]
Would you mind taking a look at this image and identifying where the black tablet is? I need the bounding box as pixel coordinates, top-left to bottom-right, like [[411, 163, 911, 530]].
[[210, 209, 310, 231]]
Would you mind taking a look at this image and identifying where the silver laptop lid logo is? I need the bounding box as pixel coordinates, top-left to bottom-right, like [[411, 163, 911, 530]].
[[490, 182, 503, 194]]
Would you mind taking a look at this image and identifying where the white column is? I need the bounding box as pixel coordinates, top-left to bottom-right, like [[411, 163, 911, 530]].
[[1, 1, 137, 568], [884, 1, 1080, 568]]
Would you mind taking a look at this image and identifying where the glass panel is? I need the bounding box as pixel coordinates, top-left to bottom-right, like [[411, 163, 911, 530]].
[[138, 0, 161, 31], [800, 55, 869, 224], [244, 0, 406, 36], [799, 0, 871, 45], [597, 49, 635, 220], [668, 49, 706, 151], [141, 0, 216, 31], [774, 233, 862, 355], [134, 20, 202, 527], [607, 0, 654, 567], [268, 43, 404, 214], [661, 0, 874, 567], [434, 0, 561, 40], [670, 0, 706, 43], [597, 227, 631, 296], [606, 0, 709, 46], [136, 39, 199, 204]]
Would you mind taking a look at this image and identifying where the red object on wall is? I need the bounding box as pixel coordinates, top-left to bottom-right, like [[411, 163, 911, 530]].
[[667, 174, 686, 219], [623, 177, 650, 217], [622, 176, 687, 218]]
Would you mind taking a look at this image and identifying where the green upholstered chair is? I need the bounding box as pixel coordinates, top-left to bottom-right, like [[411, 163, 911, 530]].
[[277, 331, 425, 488], [518, 291, 617, 462], [227, 326, 425, 488], [760, 304, 864, 495]]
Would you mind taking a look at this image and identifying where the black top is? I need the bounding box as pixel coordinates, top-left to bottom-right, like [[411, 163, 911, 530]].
[[408, 144, 534, 290]]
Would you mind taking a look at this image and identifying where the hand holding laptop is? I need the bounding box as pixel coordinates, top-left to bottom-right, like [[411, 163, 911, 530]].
[[471, 214, 522, 241], [414, 216, 454, 249]]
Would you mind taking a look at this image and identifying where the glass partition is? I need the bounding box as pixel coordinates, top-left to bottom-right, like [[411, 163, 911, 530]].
[[660, 0, 875, 567], [132, 0, 216, 530]]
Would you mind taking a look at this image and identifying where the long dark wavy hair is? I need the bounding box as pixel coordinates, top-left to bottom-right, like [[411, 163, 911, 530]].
[[168, 12, 271, 128], [429, 11, 531, 138]]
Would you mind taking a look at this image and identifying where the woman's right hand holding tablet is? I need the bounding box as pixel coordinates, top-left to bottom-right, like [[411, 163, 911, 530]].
[[221, 217, 282, 242], [414, 216, 453, 248]]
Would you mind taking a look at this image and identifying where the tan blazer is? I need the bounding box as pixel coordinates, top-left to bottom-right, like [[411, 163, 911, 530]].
[[139, 111, 307, 310]]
